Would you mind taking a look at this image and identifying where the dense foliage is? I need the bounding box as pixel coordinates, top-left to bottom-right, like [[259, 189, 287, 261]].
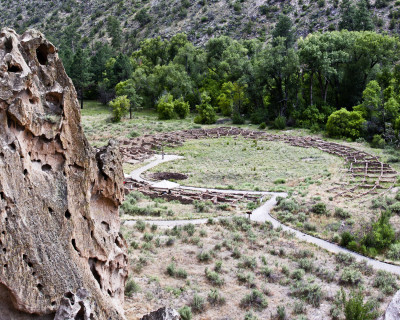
[[55, 11, 400, 144]]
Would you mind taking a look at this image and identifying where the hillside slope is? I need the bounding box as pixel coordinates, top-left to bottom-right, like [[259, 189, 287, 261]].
[[0, 0, 399, 50]]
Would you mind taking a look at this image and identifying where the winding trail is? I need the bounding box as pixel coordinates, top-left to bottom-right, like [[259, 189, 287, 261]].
[[123, 155, 400, 275]]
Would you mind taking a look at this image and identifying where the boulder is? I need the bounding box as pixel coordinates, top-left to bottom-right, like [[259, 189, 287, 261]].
[[0, 28, 127, 319], [379, 289, 400, 320], [141, 307, 180, 320]]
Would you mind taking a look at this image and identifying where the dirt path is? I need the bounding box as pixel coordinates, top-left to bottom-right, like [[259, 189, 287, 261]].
[[123, 155, 400, 275]]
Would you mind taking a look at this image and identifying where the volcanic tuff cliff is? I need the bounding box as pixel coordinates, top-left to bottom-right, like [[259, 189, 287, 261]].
[[0, 28, 127, 319]]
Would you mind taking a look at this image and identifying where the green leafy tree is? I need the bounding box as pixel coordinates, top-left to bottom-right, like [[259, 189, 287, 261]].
[[109, 95, 130, 122], [115, 79, 143, 118], [339, 0, 373, 31], [272, 15, 295, 49], [107, 16, 122, 49], [69, 48, 92, 109], [194, 93, 216, 124]]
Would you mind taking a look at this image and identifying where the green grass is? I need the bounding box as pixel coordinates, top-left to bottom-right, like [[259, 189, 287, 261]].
[[148, 137, 343, 191], [81, 100, 215, 147]]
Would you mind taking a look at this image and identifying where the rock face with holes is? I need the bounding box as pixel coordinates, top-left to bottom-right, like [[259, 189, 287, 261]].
[[0, 28, 127, 319]]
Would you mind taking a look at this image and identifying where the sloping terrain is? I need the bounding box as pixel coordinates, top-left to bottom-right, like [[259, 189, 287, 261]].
[[0, 0, 398, 50]]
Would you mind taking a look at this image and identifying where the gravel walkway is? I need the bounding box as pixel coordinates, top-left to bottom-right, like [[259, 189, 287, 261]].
[[124, 155, 400, 275]]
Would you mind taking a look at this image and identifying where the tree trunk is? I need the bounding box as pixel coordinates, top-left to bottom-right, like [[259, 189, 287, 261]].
[[310, 73, 313, 107], [80, 87, 83, 109]]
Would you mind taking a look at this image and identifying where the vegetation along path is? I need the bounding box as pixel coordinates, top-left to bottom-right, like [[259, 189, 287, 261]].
[[122, 128, 400, 275]]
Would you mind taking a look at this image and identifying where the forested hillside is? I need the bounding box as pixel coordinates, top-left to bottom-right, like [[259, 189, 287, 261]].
[[0, 0, 399, 51]]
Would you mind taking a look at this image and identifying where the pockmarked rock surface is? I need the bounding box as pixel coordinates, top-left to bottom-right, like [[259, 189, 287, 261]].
[[0, 28, 127, 319]]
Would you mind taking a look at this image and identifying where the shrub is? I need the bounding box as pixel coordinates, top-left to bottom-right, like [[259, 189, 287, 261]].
[[311, 202, 327, 215], [232, 112, 245, 124], [174, 97, 190, 119], [205, 268, 225, 286], [183, 223, 196, 236], [244, 312, 259, 320], [298, 258, 313, 272], [179, 306, 192, 320], [157, 93, 175, 120], [341, 289, 379, 320], [135, 220, 146, 232], [335, 207, 351, 219], [239, 256, 257, 270], [277, 305, 287, 320], [197, 250, 213, 262], [370, 134, 385, 149], [125, 278, 140, 297], [291, 282, 323, 307], [258, 122, 267, 129], [207, 289, 226, 305], [362, 211, 395, 251], [291, 269, 305, 280], [326, 108, 365, 140], [191, 294, 205, 313], [109, 95, 130, 122], [273, 115, 286, 129], [373, 270, 399, 294], [194, 92, 216, 124], [387, 243, 400, 260], [340, 267, 362, 286], [340, 232, 355, 247], [389, 202, 400, 214], [240, 290, 268, 310]]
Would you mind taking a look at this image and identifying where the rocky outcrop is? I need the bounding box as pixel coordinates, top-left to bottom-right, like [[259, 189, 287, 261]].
[[379, 290, 400, 320], [0, 28, 127, 319], [140, 307, 180, 320]]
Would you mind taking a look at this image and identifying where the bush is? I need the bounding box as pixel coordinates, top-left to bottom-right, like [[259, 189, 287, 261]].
[[135, 220, 146, 232], [341, 290, 378, 320], [373, 270, 399, 294], [157, 93, 175, 120], [340, 232, 355, 247], [125, 278, 140, 297], [370, 134, 385, 149], [272, 115, 286, 129], [240, 290, 268, 310], [389, 202, 400, 214], [326, 108, 365, 140], [387, 243, 400, 260], [311, 202, 327, 215], [197, 250, 213, 262], [174, 97, 190, 119], [291, 282, 323, 307], [340, 267, 362, 286], [194, 93, 216, 124], [232, 112, 245, 124], [298, 258, 313, 272], [205, 268, 225, 286], [190, 294, 205, 313], [207, 289, 226, 305], [291, 269, 305, 280], [179, 306, 192, 320], [336, 252, 355, 265], [258, 122, 267, 129], [335, 207, 351, 219], [362, 211, 395, 252], [109, 95, 130, 122]]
